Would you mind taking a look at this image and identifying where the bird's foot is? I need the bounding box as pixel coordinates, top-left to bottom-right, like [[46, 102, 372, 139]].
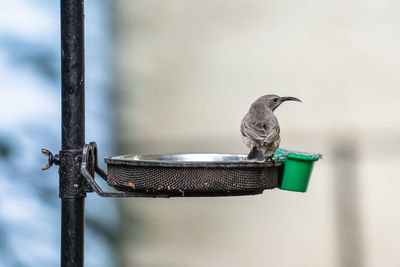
[[265, 155, 277, 166]]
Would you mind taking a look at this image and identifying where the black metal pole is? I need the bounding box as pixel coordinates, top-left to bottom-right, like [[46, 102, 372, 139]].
[[60, 0, 85, 266]]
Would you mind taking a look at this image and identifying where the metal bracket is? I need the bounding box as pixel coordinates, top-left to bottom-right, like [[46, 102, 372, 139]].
[[59, 149, 87, 199], [42, 147, 90, 198], [81, 142, 165, 198]]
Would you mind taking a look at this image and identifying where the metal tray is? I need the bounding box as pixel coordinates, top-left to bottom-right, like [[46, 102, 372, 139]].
[[104, 153, 282, 197]]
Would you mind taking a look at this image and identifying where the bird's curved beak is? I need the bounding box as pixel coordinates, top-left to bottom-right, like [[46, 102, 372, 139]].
[[281, 96, 302, 102]]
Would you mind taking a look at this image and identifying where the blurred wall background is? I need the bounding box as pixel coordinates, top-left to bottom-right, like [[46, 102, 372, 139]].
[[113, 1, 400, 267]]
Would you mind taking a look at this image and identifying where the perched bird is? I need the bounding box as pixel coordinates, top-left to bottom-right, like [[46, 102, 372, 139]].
[[241, 94, 301, 162]]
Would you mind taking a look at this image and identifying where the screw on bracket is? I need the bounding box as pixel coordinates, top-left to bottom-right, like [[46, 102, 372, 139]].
[[41, 148, 60, 170]]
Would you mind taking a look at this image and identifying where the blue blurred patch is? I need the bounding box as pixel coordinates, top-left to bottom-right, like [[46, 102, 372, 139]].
[[0, 0, 117, 266]]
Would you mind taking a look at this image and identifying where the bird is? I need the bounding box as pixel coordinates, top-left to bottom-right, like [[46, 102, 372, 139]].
[[240, 94, 301, 162]]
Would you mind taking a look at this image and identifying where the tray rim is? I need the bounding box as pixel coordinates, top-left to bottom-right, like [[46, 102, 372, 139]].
[[104, 153, 281, 168]]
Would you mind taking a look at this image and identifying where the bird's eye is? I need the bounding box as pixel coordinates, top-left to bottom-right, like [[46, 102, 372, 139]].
[[273, 98, 278, 103]]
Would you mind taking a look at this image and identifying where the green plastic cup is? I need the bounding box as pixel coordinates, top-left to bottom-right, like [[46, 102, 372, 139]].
[[274, 149, 322, 192]]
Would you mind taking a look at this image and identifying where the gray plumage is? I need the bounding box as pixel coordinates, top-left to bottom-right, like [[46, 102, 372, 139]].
[[241, 94, 301, 162]]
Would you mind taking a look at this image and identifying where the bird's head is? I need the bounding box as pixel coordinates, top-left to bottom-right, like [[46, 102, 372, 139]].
[[261, 94, 302, 111]]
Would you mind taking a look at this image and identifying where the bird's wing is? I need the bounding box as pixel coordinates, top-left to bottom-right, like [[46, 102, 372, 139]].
[[263, 124, 280, 147], [241, 118, 280, 147]]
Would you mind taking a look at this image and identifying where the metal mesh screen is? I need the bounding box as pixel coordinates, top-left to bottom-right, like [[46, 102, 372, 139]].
[[107, 164, 281, 197]]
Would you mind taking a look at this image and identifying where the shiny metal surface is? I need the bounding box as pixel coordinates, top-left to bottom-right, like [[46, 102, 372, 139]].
[[105, 153, 279, 167], [115, 153, 246, 162]]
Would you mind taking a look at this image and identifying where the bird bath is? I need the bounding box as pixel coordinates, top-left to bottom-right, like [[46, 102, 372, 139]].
[[79, 142, 321, 198]]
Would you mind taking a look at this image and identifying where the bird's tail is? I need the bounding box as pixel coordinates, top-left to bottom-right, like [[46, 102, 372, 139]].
[[247, 147, 265, 162]]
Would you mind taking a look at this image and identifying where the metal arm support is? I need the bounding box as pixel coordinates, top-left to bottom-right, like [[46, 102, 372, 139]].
[[81, 142, 166, 198]]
